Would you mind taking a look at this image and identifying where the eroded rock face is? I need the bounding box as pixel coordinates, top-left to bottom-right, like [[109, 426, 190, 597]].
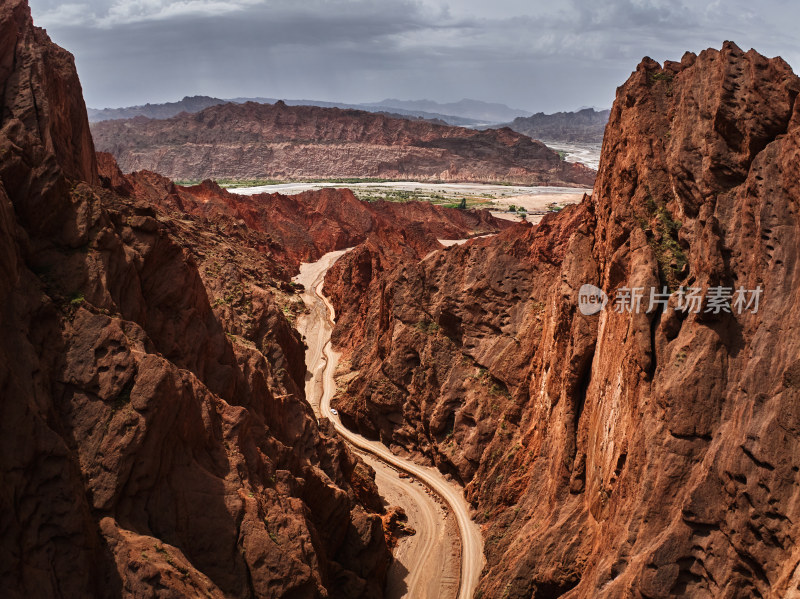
[[90, 101, 596, 186], [0, 2, 391, 597], [327, 42, 800, 597], [0, 0, 98, 239], [98, 164, 509, 271]]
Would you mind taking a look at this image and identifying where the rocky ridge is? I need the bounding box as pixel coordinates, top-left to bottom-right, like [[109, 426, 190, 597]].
[[87, 95, 487, 127], [97, 161, 508, 272], [325, 42, 800, 597], [505, 108, 610, 144], [0, 2, 398, 596], [88, 95, 228, 122], [0, 3, 512, 595], [90, 101, 596, 186]]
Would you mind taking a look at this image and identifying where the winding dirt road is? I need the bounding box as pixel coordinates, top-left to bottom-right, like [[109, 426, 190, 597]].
[[294, 250, 484, 599]]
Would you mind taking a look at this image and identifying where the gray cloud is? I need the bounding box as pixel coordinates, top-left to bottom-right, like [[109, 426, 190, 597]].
[[28, 0, 800, 113]]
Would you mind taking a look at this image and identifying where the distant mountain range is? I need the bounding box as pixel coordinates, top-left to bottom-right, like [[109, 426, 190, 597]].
[[87, 96, 226, 122], [503, 107, 610, 143], [88, 97, 610, 145], [90, 100, 596, 186], [229, 97, 487, 126], [365, 98, 533, 123], [88, 96, 490, 127]]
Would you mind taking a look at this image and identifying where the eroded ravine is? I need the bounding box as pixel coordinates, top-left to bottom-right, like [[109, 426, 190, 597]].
[[294, 249, 484, 599]]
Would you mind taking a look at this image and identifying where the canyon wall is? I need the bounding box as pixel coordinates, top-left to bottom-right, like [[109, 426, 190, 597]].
[[7, 0, 799, 595], [90, 101, 595, 186], [1, 2, 396, 596], [326, 42, 800, 597], [99, 163, 508, 272]]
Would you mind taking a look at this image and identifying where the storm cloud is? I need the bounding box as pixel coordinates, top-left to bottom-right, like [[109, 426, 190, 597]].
[[28, 0, 800, 113]]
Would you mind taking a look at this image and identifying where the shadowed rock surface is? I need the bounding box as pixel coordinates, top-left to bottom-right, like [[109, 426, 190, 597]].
[[0, 4, 516, 597], [325, 42, 800, 597], [1, 2, 396, 596], [90, 101, 596, 186]]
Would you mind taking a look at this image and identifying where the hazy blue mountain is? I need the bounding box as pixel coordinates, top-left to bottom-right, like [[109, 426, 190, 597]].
[[87, 96, 227, 121], [228, 98, 482, 126], [502, 107, 610, 143], [368, 98, 532, 123], [88, 95, 483, 127]]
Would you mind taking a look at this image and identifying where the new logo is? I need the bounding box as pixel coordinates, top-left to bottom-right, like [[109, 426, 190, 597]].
[[578, 284, 608, 315]]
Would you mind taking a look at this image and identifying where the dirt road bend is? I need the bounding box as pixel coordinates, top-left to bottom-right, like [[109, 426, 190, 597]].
[[294, 249, 484, 599]]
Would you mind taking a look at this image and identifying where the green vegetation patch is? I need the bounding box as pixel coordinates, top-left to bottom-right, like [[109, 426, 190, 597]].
[[641, 194, 687, 290], [415, 319, 440, 334], [69, 292, 85, 308], [176, 177, 401, 188], [650, 71, 674, 83]]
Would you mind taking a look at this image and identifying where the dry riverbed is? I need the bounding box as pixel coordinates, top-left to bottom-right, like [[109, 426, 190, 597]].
[[229, 180, 589, 224]]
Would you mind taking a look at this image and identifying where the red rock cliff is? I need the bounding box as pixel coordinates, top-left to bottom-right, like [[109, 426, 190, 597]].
[[90, 101, 596, 186], [0, 0, 97, 190], [326, 42, 800, 597], [0, 2, 392, 597], [96, 163, 510, 271]]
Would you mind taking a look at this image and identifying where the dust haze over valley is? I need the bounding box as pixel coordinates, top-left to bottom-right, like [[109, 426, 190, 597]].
[[4, 0, 800, 598]]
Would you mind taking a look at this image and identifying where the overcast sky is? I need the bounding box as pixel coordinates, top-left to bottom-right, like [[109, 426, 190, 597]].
[[28, 0, 800, 113]]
